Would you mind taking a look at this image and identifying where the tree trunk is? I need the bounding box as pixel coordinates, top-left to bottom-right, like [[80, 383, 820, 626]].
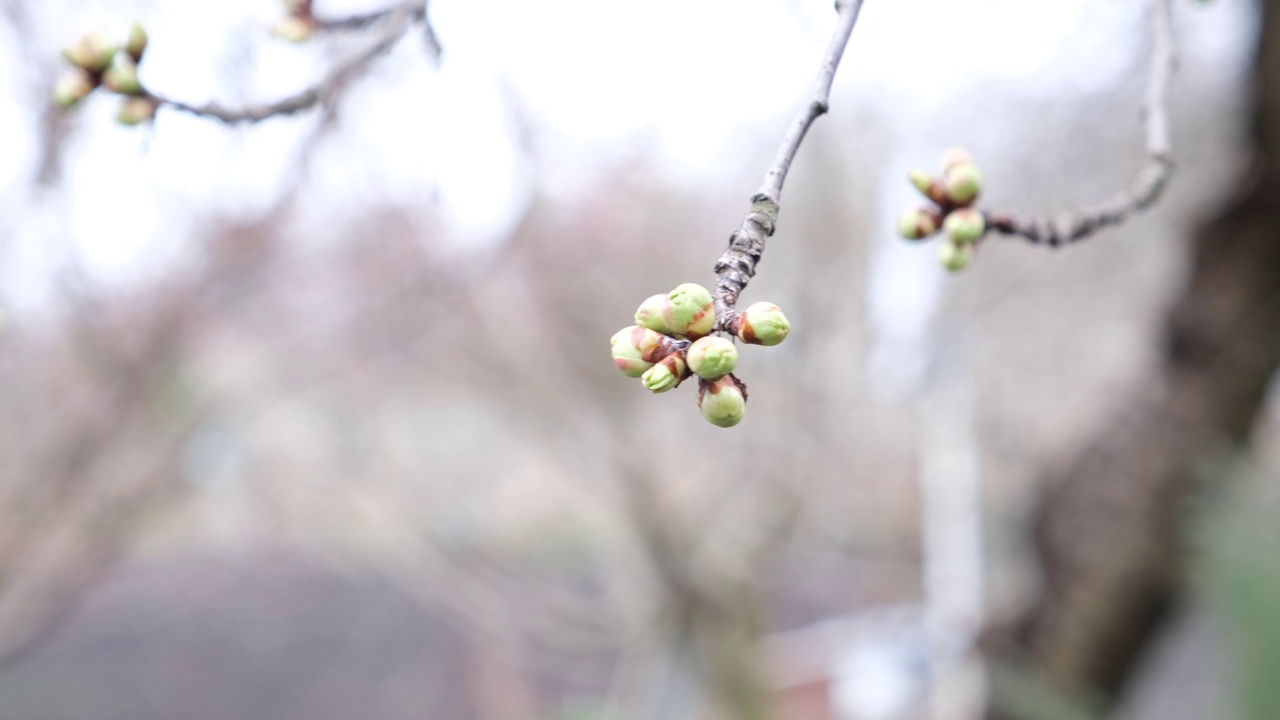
[[985, 0, 1280, 712]]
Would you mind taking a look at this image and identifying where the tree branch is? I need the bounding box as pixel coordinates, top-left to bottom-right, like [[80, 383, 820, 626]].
[[713, 0, 865, 327], [985, 0, 1175, 246], [147, 2, 429, 125]]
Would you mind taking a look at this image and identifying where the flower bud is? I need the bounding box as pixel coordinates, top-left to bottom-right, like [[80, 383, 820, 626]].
[[938, 239, 974, 273], [661, 283, 715, 338], [734, 302, 790, 347], [896, 207, 942, 241], [62, 32, 117, 74], [634, 294, 672, 334], [117, 96, 158, 126], [699, 376, 746, 428], [52, 69, 95, 110], [272, 15, 316, 43], [103, 55, 142, 96], [610, 325, 676, 378], [944, 162, 983, 205], [126, 23, 149, 63], [687, 336, 738, 380], [641, 352, 688, 393], [908, 169, 949, 206], [940, 147, 974, 173], [943, 208, 986, 244]]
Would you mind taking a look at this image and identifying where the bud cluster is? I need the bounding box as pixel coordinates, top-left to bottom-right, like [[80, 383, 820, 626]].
[[610, 283, 791, 428], [54, 24, 158, 125], [895, 147, 987, 273], [274, 0, 319, 43]]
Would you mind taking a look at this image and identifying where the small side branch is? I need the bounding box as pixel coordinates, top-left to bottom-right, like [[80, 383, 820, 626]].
[[713, 0, 865, 326], [315, 6, 403, 32], [148, 2, 430, 125], [986, 0, 1175, 246]]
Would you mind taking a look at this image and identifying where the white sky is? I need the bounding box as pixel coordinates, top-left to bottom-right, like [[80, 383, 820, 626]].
[[0, 0, 1255, 391]]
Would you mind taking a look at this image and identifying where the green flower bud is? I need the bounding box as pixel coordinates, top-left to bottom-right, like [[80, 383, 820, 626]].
[[938, 239, 974, 273], [126, 23, 149, 63], [734, 302, 790, 347], [52, 69, 95, 110], [634, 294, 672, 334], [698, 376, 746, 428], [62, 32, 117, 74], [908, 169, 932, 194], [944, 162, 983, 205], [687, 336, 738, 380], [272, 15, 316, 43], [610, 325, 674, 378], [943, 208, 986, 244], [908, 169, 949, 206], [641, 352, 688, 393], [103, 55, 142, 96], [661, 283, 715, 338], [940, 147, 974, 173], [117, 96, 158, 126], [896, 207, 941, 241]]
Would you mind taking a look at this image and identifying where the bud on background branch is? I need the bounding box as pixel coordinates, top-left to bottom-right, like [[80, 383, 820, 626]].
[[894, 0, 1177, 265], [52, 1, 439, 127]]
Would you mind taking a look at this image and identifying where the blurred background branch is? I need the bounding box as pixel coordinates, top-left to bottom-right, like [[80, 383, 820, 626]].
[[154, 1, 432, 124], [986, 0, 1177, 247]]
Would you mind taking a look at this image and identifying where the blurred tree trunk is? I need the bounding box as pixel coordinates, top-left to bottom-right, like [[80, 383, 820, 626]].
[[986, 0, 1280, 713]]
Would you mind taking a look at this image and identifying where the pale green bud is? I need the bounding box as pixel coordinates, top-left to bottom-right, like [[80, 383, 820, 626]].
[[126, 23, 149, 62], [944, 162, 984, 205], [103, 55, 142, 96], [634, 294, 672, 334], [661, 283, 715, 338], [938, 239, 974, 273], [62, 31, 117, 74], [943, 208, 986, 244], [641, 353, 688, 393], [117, 96, 158, 126], [897, 207, 941, 241], [699, 376, 746, 428], [908, 169, 949, 206], [687, 336, 738, 380], [940, 147, 974, 173], [610, 325, 671, 378], [734, 302, 790, 347], [52, 69, 95, 110], [272, 15, 315, 43]]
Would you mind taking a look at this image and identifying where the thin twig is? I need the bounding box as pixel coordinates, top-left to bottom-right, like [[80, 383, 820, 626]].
[[149, 2, 427, 125], [713, 0, 866, 328], [315, 7, 399, 32], [985, 0, 1176, 246]]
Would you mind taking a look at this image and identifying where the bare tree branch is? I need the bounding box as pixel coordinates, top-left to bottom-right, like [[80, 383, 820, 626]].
[[148, 2, 429, 125], [315, 0, 442, 63], [713, 0, 866, 327], [985, 0, 1176, 246], [314, 6, 403, 32]]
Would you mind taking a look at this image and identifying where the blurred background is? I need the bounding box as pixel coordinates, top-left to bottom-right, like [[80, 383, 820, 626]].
[[0, 0, 1276, 718]]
